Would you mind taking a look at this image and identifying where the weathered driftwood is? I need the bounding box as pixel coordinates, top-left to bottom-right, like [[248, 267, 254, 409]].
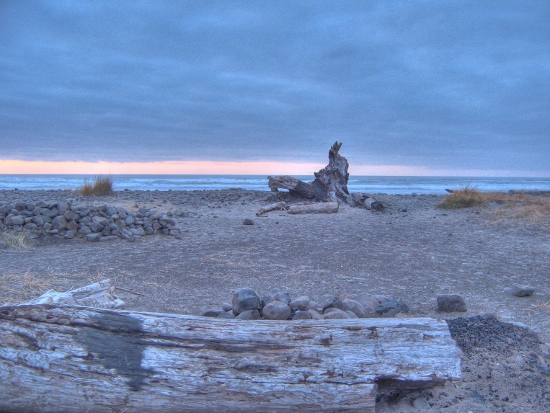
[[0, 304, 461, 413], [19, 279, 125, 309], [268, 142, 354, 204], [256, 201, 286, 216], [287, 202, 339, 215], [351, 194, 385, 212]]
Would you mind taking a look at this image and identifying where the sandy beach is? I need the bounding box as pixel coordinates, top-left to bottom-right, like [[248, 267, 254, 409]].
[[1, 188, 549, 412]]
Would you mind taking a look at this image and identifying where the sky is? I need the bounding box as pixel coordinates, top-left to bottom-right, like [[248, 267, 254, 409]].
[[0, 1, 549, 176]]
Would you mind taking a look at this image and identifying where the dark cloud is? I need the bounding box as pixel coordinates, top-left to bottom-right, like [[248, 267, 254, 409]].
[[0, 0, 549, 174]]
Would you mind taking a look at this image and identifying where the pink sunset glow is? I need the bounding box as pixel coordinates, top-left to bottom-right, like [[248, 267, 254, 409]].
[[0, 160, 538, 177]]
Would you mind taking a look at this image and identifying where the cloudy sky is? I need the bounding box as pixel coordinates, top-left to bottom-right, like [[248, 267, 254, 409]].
[[1, 1, 549, 176]]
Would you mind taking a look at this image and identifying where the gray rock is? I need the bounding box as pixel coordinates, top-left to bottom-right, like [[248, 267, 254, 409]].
[[48, 229, 58, 234], [160, 217, 176, 228], [217, 311, 235, 319], [78, 226, 92, 235], [510, 284, 535, 297], [346, 293, 380, 313], [323, 308, 350, 319], [99, 236, 118, 242], [262, 301, 291, 320], [232, 288, 261, 315], [0, 241, 6, 249], [51, 215, 67, 231], [308, 309, 324, 320], [90, 222, 103, 233], [243, 218, 254, 225], [66, 220, 78, 232], [64, 231, 75, 239], [345, 310, 359, 319], [79, 216, 91, 224], [144, 227, 154, 235], [102, 226, 111, 236], [64, 210, 76, 221], [24, 222, 37, 230], [14, 202, 26, 211], [289, 296, 310, 310], [32, 216, 44, 226], [150, 212, 163, 220], [56, 201, 70, 212], [43, 223, 52, 231], [372, 294, 389, 304], [105, 205, 118, 216], [376, 298, 410, 317], [222, 302, 233, 312], [335, 299, 367, 318], [86, 233, 102, 242], [11, 215, 25, 226], [92, 216, 109, 227], [320, 294, 339, 311], [26, 202, 34, 211], [202, 309, 222, 317], [236, 310, 262, 320], [437, 294, 467, 312], [125, 215, 135, 225], [266, 288, 291, 305], [41, 208, 59, 218], [130, 227, 146, 236], [292, 310, 312, 320]]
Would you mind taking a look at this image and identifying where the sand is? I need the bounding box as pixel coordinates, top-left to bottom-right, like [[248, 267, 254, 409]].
[[1, 188, 549, 412]]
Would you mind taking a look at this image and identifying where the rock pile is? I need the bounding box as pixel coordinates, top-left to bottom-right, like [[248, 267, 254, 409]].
[[0, 200, 181, 241], [202, 287, 410, 321]]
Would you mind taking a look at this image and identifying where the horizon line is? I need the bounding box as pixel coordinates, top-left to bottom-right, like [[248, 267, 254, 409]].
[[0, 159, 547, 178]]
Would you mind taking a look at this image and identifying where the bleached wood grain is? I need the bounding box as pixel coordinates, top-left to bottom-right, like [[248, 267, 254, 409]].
[[0, 305, 461, 412], [287, 202, 340, 214]]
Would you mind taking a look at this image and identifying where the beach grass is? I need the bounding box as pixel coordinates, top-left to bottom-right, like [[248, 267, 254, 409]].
[[438, 187, 550, 224], [436, 186, 487, 209], [0, 271, 49, 305], [80, 175, 114, 196], [0, 231, 29, 248]]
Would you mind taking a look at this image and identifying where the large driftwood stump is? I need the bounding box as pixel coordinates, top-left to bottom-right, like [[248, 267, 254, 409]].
[[0, 304, 462, 413], [268, 142, 354, 204]]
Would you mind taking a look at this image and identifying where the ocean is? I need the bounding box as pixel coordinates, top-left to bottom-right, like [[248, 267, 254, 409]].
[[0, 175, 549, 195]]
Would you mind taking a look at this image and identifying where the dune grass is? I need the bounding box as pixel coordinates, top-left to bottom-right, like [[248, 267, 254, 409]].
[[436, 186, 487, 209], [0, 231, 29, 248], [80, 175, 114, 196], [437, 187, 550, 224], [0, 271, 49, 305]]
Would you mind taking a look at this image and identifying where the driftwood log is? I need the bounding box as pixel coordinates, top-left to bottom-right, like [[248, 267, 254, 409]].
[[351, 194, 385, 212], [287, 202, 339, 214], [268, 142, 354, 204], [256, 201, 286, 216], [0, 303, 461, 413], [19, 279, 125, 309]]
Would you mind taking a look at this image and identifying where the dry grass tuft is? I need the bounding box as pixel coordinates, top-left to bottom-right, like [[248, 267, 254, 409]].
[[0, 272, 51, 305], [79, 175, 114, 196], [438, 187, 550, 225], [525, 300, 550, 315], [437, 186, 487, 209], [0, 231, 30, 248]]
